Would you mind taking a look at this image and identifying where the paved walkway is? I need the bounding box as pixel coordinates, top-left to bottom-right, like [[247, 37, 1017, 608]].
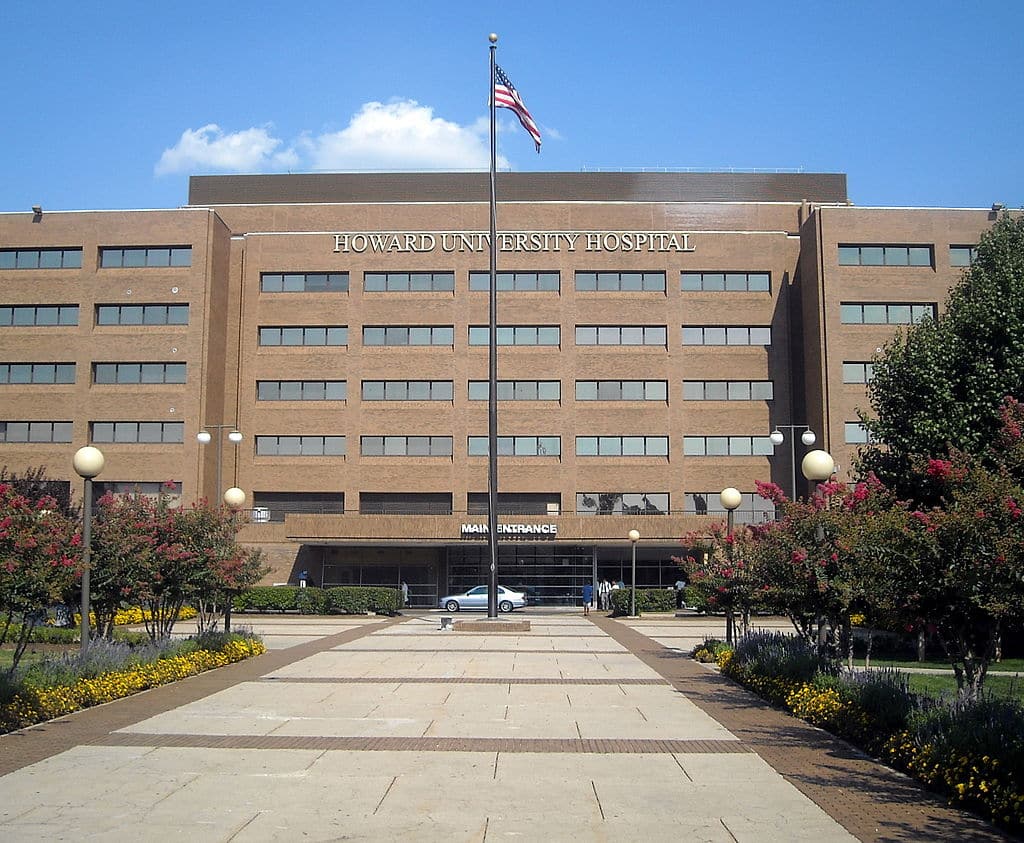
[[0, 612, 1013, 842]]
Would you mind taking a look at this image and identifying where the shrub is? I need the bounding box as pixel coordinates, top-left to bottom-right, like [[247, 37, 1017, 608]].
[[294, 587, 329, 615], [325, 586, 399, 615], [732, 631, 833, 685], [609, 588, 676, 616], [692, 638, 732, 663], [234, 586, 298, 612]]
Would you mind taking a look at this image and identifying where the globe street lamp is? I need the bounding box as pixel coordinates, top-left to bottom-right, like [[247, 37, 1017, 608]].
[[770, 425, 817, 501], [197, 425, 243, 504], [801, 449, 836, 484], [72, 446, 105, 654], [222, 487, 247, 633], [719, 488, 742, 644], [628, 529, 640, 617]]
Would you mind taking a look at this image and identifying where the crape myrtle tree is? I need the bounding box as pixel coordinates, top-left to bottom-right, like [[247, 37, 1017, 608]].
[[0, 482, 79, 674], [859, 213, 1024, 501]]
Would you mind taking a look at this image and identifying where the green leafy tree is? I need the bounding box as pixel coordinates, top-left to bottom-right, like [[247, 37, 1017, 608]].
[[859, 214, 1024, 500]]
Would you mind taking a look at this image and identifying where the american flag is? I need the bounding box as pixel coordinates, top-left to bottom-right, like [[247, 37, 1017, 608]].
[[494, 65, 541, 152]]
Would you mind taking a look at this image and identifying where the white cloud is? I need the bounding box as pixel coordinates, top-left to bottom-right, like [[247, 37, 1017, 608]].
[[156, 100, 509, 176], [155, 124, 298, 176]]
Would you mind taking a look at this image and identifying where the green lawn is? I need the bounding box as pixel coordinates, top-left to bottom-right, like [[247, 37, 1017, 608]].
[[907, 672, 1024, 702], [855, 657, 1024, 672]]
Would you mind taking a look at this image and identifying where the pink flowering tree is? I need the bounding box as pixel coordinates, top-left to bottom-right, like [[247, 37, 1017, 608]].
[[0, 483, 78, 673]]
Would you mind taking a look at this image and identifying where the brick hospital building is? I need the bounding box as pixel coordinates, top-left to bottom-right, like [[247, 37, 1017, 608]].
[[0, 172, 998, 605]]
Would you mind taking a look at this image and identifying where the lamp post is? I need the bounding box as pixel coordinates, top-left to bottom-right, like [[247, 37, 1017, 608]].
[[628, 529, 640, 617], [719, 488, 742, 644], [72, 446, 105, 654], [769, 425, 817, 501], [801, 450, 835, 650], [197, 425, 243, 504], [222, 486, 246, 633]]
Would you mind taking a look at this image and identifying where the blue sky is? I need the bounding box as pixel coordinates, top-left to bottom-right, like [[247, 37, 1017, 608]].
[[3, 1, 1021, 212]]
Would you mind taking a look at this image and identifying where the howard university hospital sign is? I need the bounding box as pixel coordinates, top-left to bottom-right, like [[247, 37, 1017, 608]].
[[333, 231, 696, 254]]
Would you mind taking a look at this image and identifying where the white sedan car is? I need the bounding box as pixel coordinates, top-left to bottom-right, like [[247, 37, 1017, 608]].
[[439, 585, 527, 613]]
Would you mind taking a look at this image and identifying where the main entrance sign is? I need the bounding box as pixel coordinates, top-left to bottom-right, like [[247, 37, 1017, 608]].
[[333, 231, 695, 255], [461, 523, 558, 538]]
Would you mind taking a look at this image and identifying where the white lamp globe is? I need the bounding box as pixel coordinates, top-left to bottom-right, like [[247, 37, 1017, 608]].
[[801, 449, 836, 481], [223, 487, 246, 510], [228, 430, 243, 444], [197, 430, 212, 444], [801, 430, 817, 446], [72, 446, 105, 479], [719, 487, 743, 511], [769, 430, 784, 446], [628, 529, 640, 543]]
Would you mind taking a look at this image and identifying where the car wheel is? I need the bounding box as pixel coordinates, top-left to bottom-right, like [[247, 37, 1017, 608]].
[[445, 600, 460, 612], [499, 600, 513, 613]]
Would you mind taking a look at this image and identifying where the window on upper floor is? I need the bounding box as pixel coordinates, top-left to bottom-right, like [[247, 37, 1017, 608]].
[[0, 363, 75, 384], [93, 362, 186, 384], [469, 380, 561, 401], [251, 492, 345, 520], [99, 246, 191, 268], [949, 246, 978, 267], [364, 272, 454, 292], [845, 422, 876, 444], [682, 326, 772, 346], [258, 380, 347, 401], [576, 380, 667, 401], [575, 325, 666, 346], [256, 435, 346, 456], [361, 436, 453, 457], [682, 380, 774, 400], [468, 325, 560, 346], [681, 271, 770, 292], [576, 492, 669, 515], [576, 436, 668, 457], [0, 248, 82, 269], [840, 303, 935, 325], [363, 326, 454, 346], [838, 244, 932, 267], [575, 271, 665, 292], [469, 271, 560, 291], [468, 436, 561, 457], [362, 381, 453, 401], [0, 421, 73, 443], [261, 272, 349, 292], [683, 436, 775, 456], [360, 492, 453, 515], [90, 421, 184, 444], [259, 326, 347, 346], [842, 362, 875, 384], [0, 305, 79, 326], [684, 491, 776, 523], [468, 492, 561, 515], [96, 304, 188, 326]]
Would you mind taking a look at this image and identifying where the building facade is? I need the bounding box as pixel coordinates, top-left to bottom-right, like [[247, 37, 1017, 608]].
[[0, 173, 998, 605]]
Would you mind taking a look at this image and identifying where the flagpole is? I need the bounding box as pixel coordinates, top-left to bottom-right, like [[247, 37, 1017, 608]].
[[486, 32, 499, 619]]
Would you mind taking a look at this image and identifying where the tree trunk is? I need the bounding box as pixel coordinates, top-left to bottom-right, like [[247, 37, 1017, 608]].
[[865, 629, 874, 669], [917, 628, 926, 662]]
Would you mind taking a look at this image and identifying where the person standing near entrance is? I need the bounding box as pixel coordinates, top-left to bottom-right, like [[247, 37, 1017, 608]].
[[597, 578, 612, 611], [675, 576, 687, 609], [401, 581, 409, 608], [582, 581, 594, 616]]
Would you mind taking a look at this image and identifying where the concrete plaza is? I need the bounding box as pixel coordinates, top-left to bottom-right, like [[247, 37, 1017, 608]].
[[0, 611, 1011, 842]]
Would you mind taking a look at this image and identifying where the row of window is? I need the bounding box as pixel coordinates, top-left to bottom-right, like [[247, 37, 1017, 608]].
[[839, 303, 935, 325], [838, 244, 978, 268], [0, 247, 195, 271], [0, 304, 191, 327]]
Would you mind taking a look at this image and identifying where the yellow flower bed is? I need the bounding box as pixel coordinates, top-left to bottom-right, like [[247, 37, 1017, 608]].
[[111, 606, 198, 625], [0, 638, 265, 733]]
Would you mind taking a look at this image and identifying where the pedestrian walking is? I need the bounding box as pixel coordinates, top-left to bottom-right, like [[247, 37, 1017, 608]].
[[401, 581, 409, 608], [582, 581, 594, 616], [675, 576, 687, 609], [598, 578, 612, 611]]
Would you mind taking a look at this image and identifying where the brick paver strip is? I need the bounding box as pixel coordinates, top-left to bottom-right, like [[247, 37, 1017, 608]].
[[0, 616, 407, 777], [591, 614, 1014, 843], [260, 676, 668, 685]]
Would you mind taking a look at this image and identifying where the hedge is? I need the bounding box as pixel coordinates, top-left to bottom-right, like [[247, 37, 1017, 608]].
[[233, 585, 399, 615], [609, 587, 677, 616]]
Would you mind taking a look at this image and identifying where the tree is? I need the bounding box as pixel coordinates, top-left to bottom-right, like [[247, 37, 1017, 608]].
[[859, 214, 1024, 500]]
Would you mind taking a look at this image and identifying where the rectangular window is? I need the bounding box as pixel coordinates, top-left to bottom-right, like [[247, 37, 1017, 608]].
[[575, 436, 668, 457], [468, 380, 560, 400], [575, 380, 667, 401], [684, 491, 776, 524], [467, 492, 560, 515], [360, 436, 452, 457], [468, 325, 560, 346], [576, 492, 669, 515], [840, 303, 936, 325], [261, 272, 349, 293], [0, 421, 72, 443], [469, 271, 560, 292], [575, 325, 666, 346], [575, 271, 665, 292], [467, 436, 560, 457], [95, 304, 187, 326], [90, 421, 183, 444], [92, 362, 186, 384], [256, 435, 346, 456], [681, 326, 772, 346], [680, 271, 770, 292], [0, 363, 75, 384], [845, 422, 873, 444], [0, 248, 83, 270], [0, 305, 79, 327], [682, 380, 774, 400], [838, 244, 933, 267], [842, 362, 875, 384], [99, 246, 192, 267], [364, 272, 454, 292], [683, 436, 775, 456], [361, 380, 452, 401], [259, 326, 348, 346], [360, 492, 453, 515], [257, 380, 347, 401], [363, 326, 454, 346], [949, 246, 978, 267]]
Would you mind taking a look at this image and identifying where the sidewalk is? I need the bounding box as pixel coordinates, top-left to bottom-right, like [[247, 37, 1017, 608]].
[[0, 612, 1012, 842]]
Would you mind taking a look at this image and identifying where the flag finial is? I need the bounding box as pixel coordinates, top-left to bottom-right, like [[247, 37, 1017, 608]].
[[489, 33, 498, 44]]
